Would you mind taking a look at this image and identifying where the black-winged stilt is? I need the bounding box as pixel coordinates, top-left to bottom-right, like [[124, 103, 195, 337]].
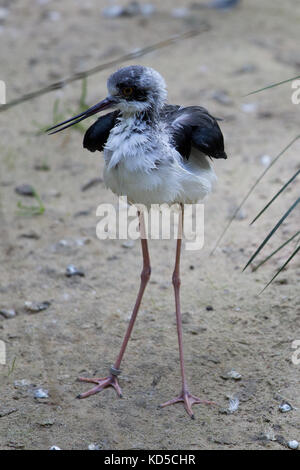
[[48, 65, 227, 418]]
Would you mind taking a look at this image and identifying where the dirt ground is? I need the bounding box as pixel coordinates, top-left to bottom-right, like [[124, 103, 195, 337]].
[[0, 0, 299, 451]]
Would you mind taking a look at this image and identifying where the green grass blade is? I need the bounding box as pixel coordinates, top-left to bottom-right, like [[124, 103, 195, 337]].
[[245, 75, 300, 96], [210, 135, 300, 255], [243, 197, 300, 271], [251, 168, 300, 225], [260, 245, 300, 293], [253, 230, 300, 271], [16, 189, 45, 216], [79, 78, 88, 111]]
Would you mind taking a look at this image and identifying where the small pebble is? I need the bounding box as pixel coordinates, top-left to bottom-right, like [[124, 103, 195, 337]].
[[140, 3, 155, 16], [14, 379, 31, 388], [0, 7, 9, 21], [228, 206, 247, 221], [102, 5, 124, 17], [198, 0, 241, 10], [212, 90, 233, 106], [74, 210, 91, 217], [102, 2, 155, 18], [76, 238, 90, 246], [65, 264, 85, 277], [206, 305, 214, 311], [122, 240, 135, 248], [260, 154, 271, 167], [279, 401, 292, 413], [288, 440, 299, 450], [49, 445, 61, 450], [19, 231, 40, 240], [15, 184, 35, 197], [234, 64, 257, 75], [228, 396, 239, 413], [47, 11, 61, 21], [0, 309, 16, 319], [241, 103, 258, 113], [221, 369, 242, 380], [24, 301, 51, 313], [171, 7, 190, 18], [34, 388, 49, 399], [88, 443, 101, 450]]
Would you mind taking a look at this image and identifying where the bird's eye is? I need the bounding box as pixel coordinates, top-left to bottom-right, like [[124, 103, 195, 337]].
[[122, 87, 133, 97]]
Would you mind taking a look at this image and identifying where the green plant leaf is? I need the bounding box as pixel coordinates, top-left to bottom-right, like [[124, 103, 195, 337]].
[[251, 168, 300, 225], [245, 75, 300, 96], [260, 245, 300, 293], [210, 135, 300, 255], [253, 230, 300, 271], [16, 189, 45, 216], [243, 197, 300, 271]]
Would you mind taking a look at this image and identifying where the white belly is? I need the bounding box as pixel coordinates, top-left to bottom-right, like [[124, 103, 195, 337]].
[[103, 151, 216, 206], [103, 119, 216, 206]]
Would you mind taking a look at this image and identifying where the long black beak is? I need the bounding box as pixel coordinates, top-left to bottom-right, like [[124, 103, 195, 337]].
[[46, 96, 117, 135]]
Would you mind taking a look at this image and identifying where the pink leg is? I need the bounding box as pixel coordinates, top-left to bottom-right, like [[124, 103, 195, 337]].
[[160, 204, 215, 418], [77, 211, 151, 399]]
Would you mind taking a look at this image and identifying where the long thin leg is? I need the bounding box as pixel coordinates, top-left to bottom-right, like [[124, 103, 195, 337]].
[[78, 211, 151, 399], [160, 204, 215, 418]]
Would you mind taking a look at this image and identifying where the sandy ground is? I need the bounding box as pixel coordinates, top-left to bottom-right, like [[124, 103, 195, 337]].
[[0, 0, 299, 450]]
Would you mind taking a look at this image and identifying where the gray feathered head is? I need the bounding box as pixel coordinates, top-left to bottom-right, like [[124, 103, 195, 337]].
[[107, 65, 167, 114]]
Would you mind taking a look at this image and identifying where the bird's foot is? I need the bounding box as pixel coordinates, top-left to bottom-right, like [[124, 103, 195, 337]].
[[77, 374, 122, 399], [160, 390, 216, 419]]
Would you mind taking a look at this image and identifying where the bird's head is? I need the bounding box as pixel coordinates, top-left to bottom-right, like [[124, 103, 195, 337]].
[[47, 66, 167, 134], [107, 65, 167, 115]]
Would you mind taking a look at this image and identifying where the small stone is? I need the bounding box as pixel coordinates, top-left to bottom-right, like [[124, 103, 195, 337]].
[[102, 2, 155, 18], [0, 7, 9, 21], [228, 206, 247, 220], [241, 103, 258, 113], [14, 379, 31, 388], [47, 11, 61, 21], [49, 445, 61, 450], [39, 418, 55, 427], [88, 443, 101, 450], [206, 305, 213, 311], [212, 90, 233, 106], [74, 210, 91, 217], [228, 396, 239, 413], [279, 401, 292, 413], [15, 184, 35, 197], [287, 440, 299, 450], [65, 265, 85, 277], [122, 240, 135, 248], [0, 309, 16, 319], [234, 64, 257, 75], [171, 7, 190, 18], [33, 388, 49, 399], [102, 5, 124, 18], [221, 369, 242, 380], [140, 3, 155, 16], [24, 301, 51, 313], [260, 154, 271, 167], [75, 238, 90, 246], [19, 231, 40, 240]]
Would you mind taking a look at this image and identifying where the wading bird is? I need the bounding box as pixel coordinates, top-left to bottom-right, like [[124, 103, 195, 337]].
[[48, 65, 227, 418]]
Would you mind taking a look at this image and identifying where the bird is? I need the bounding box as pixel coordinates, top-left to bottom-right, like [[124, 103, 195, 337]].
[[47, 65, 227, 419]]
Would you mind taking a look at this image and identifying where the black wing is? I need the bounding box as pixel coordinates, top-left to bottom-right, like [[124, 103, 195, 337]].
[[161, 105, 227, 160], [83, 111, 119, 152]]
